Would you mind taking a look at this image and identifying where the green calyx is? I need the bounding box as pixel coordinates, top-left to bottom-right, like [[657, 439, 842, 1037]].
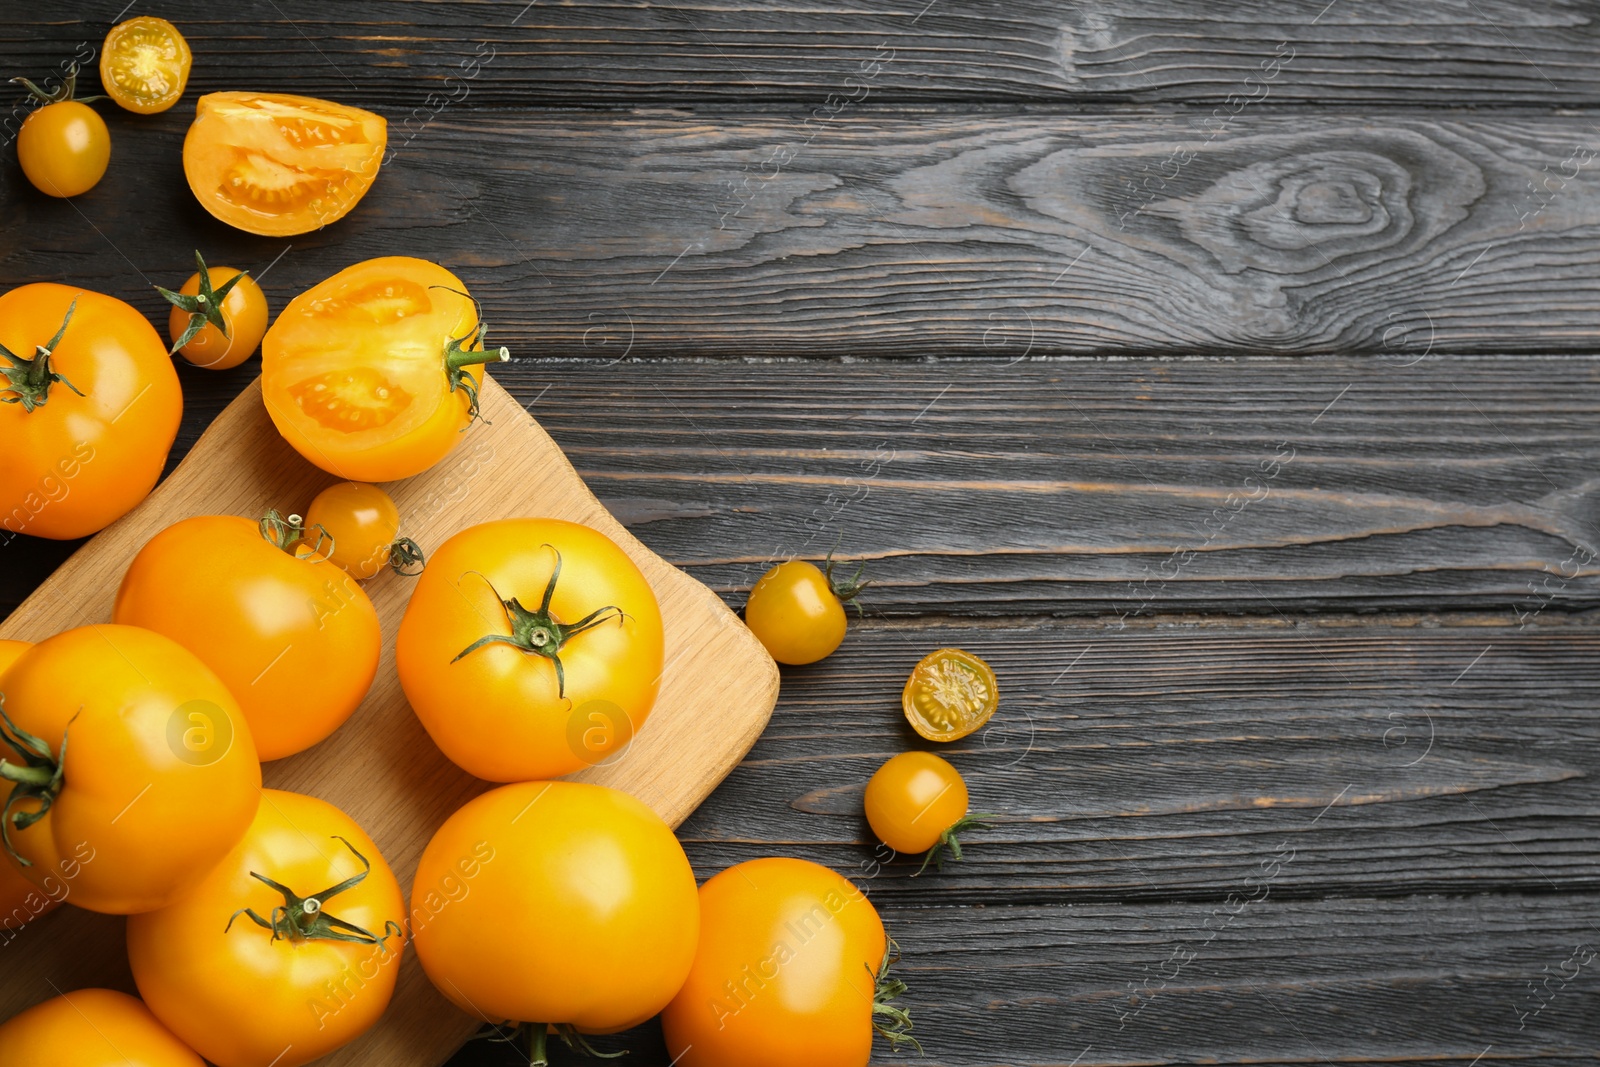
[[226, 835, 403, 951], [452, 547, 627, 698], [476, 1022, 625, 1067], [258, 508, 335, 561], [0, 296, 85, 413], [825, 545, 870, 617], [11, 62, 105, 106], [0, 699, 68, 868], [914, 813, 993, 876], [157, 250, 248, 355], [430, 285, 509, 426], [870, 936, 922, 1054], [387, 536, 427, 576]]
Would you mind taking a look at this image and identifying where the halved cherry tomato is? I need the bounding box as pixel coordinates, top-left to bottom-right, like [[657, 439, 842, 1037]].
[[864, 750, 985, 873], [412, 782, 698, 1059], [304, 481, 424, 579], [903, 647, 998, 742], [745, 555, 865, 665], [261, 257, 508, 482], [13, 64, 108, 197], [113, 512, 381, 761], [661, 857, 916, 1067], [100, 17, 191, 115], [182, 92, 386, 236], [129, 789, 406, 1067], [0, 624, 261, 915], [397, 518, 662, 782], [160, 251, 268, 370], [0, 283, 181, 540], [0, 988, 203, 1066]]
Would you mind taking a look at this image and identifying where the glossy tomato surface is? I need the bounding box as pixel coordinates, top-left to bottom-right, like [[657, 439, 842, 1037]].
[[864, 750, 970, 854], [0, 988, 203, 1066], [128, 789, 406, 1067], [0, 283, 181, 540], [411, 782, 698, 1032], [261, 257, 500, 482], [113, 515, 381, 761], [304, 481, 401, 579], [182, 92, 385, 236], [397, 519, 663, 781], [744, 560, 848, 665], [0, 624, 261, 914], [17, 101, 109, 197], [167, 266, 268, 370]]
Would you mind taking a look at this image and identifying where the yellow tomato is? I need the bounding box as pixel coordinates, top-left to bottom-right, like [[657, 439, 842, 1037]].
[[304, 481, 424, 579], [745, 555, 866, 665], [161, 252, 269, 369], [101, 17, 192, 115], [864, 750, 985, 873], [903, 647, 998, 742], [0, 988, 203, 1066]]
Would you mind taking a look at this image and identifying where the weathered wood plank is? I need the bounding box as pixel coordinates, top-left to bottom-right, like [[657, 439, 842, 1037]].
[[6, 2, 1600, 106]]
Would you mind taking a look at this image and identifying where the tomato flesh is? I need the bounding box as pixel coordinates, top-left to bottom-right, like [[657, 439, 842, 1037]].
[[101, 17, 192, 114], [903, 647, 999, 741]]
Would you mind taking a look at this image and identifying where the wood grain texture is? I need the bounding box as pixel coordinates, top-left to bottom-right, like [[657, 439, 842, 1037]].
[[8, 110, 1600, 358], [0, 375, 779, 1066], [6, 1, 1600, 106]]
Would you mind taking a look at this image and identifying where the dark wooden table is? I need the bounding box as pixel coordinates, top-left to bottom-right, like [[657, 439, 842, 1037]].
[[5, 3, 1600, 1064]]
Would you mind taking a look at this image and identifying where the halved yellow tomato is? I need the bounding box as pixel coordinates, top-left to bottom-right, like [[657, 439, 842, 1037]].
[[182, 92, 386, 236], [902, 647, 998, 742], [101, 17, 192, 115]]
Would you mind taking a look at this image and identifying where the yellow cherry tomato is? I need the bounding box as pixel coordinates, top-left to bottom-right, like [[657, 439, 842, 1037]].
[[14, 63, 109, 198], [903, 647, 998, 742], [745, 556, 866, 665], [304, 481, 424, 579], [864, 750, 985, 873], [161, 251, 268, 370], [100, 16, 191, 115], [0, 988, 203, 1066]]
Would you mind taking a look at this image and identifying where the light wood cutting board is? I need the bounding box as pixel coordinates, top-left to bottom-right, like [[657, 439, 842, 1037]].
[[0, 373, 779, 1065]]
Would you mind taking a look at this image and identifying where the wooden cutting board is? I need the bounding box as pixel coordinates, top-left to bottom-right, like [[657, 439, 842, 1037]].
[[0, 373, 779, 1065]]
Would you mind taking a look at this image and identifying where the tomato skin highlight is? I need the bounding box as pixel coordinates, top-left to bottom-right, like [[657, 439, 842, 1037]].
[[864, 750, 970, 855], [17, 100, 109, 197], [661, 857, 891, 1067], [397, 518, 663, 782], [411, 781, 699, 1033], [0, 988, 204, 1066], [113, 515, 381, 761], [167, 266, 268, 369], [0, 624, 261, 915], [745, 560, 848, 665], [128, 789, 406, 1067], [0, 283, 182, 540], [100, 16, 192, 115], [305, 481, 401, 579]]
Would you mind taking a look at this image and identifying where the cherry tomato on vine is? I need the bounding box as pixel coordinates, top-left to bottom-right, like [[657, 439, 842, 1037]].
[[261, 257, 509, 482], [864, 751, 987, 874], [159, 250, 268, 370], [183, 92, 386, 236], [412, 782, 698, 1063], [129, 789, 406, 1067], [0, 282, 182, 540], [100, 16, 191, 115], [304, 481, 424, 579], [12, 64, 108, 198], [744, 555, 866, 665], [114, 512, 381, 761], [0, 988, 203, 1066], [397, 518, 662, 782], [661, 857, 917, 1067], [0, 624, 260, 915], [903, 647, 998, 742]]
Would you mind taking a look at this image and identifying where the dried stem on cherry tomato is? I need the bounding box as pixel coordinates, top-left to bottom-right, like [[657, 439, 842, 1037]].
[[824, 544, 871, 616], [429, 285, 509, 426], [258, 508, 336, 562], [914, 813, 994, 876], [0, 700, 70, 867], [870, 936, 921, 1053], [11, 62, 105, 106], [0, 296, 85, 413], [388, 536, 427, 576], [157, 250, 249, 355], [225, 835, 402, 950]]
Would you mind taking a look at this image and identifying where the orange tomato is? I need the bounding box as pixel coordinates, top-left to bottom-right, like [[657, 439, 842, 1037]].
[[0, 988, 203, 1066], [14, 65, 108, 198], [0, 639, 59, 934], [902, 647, 998, 742], [397, 519, 662, 782], [304, 481, 424, 579], [161, 251, 269, 370], [412, 782, 698, 1052], [0, 283, 181, 540], [113, 513, 381, 761], [129, 790, 406, 1067], [864, 750, 984, 873], [0, 625, 260, 915], [100, 17, 192, 115], [182, 92, 386, 236], [745, 558, 865, 665], [661, 857, 916, 1067], [261, 257, 508, 482]]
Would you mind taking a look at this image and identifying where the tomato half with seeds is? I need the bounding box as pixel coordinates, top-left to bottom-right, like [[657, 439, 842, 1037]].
[[261, 257, 508, 482], [0, 624, 261, 915], [101, 17, 192, 115], [864, 751, 985, 874], [0, 283, 181, 540], [0, 988, 203, 1067], [903, 647, 998, 742], [661, 857, 917, 1067], [397, 519, 662, 782], [182, 92, 386, 236], [113, 512, 381, 761], [744, 555, 866, 666], [129, 789, 406, 1067], [304, 481, 425, 579]]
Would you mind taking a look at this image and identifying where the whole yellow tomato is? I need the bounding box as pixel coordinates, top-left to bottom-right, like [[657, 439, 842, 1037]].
[[397, 519, 662, 781], [412, 782, 698, 1057], [129, 789, 406, 1067], [261, 257, 508, 482], [864, 750, 984, 873], [0, 624, 261, 914], [745, 556, 865, 665], [0, 988, 202, 1066], [114, 512, 381, 761], [160, 251, 269, 370], [0, 283, 181, 540], [14, 65, 109, 198], [661, 857, 916, 1067], [304, 481, 424, 579]]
